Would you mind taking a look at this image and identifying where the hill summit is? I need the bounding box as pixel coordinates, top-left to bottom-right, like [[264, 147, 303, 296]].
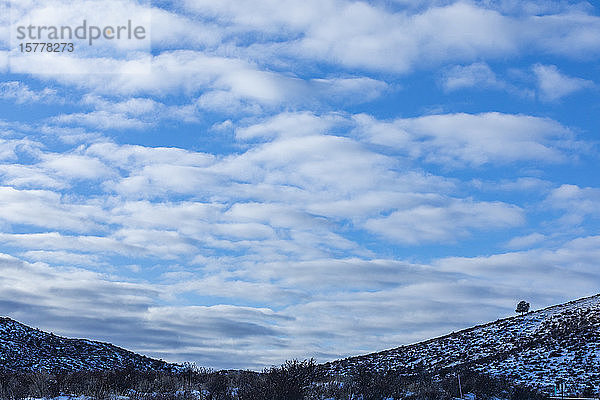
[[324, 294, 600, 394], [0, 317, 176, 373]]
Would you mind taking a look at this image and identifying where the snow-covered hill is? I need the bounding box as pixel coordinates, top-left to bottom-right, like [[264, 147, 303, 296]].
[[324, 294, 600, 393], [0, 317, 176, 373]]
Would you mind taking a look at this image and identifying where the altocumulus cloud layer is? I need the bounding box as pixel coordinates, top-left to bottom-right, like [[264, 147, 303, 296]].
[[0, 0, 599, 369]]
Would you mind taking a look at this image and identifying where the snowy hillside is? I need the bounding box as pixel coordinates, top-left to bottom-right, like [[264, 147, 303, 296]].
[[0, 317, 176, 373], [324, 294, 600, 393]]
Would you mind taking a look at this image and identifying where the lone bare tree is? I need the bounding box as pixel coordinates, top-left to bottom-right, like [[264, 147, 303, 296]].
[[515, 300, 530, 316]]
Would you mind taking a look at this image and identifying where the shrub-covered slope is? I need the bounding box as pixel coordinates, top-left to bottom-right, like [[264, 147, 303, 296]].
[[0, 317, 176, 373], [324, 294, 600, 393]]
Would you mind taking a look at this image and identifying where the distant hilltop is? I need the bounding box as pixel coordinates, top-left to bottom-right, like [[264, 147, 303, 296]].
[[324, 293, 600, 393], [0, 317, 176, 373]]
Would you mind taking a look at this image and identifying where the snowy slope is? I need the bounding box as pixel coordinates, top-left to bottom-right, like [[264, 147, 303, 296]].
[[0, 317, 177, 373], [324, 294, 600, 393]]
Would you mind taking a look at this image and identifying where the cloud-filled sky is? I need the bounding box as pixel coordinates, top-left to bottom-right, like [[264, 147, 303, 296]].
[[0, 0, 599, 370]]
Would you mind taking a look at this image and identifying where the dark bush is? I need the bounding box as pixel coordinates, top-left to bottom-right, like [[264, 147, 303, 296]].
[[237, 359, 317, 400]]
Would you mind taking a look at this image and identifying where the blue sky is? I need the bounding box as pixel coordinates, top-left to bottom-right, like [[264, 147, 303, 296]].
[[0, 0, 599, 370]]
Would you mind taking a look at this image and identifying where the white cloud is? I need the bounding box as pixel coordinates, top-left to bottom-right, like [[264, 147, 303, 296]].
[[112, 228, 199, 258], [51, 111, 151, 130], [235, 112, 343, 140], [505, 233, 547, 249], [0, 186, 105, 232], [39, 125, 104, 145], [0, 232, 147, 257], [82, 95, 161, 116], [40, 153, 113, 180], [483, 0, 594, 16], [48, 51, 280, 100], [546, 184, 600, 225], [435, 236, 600, 291], [533, 64, 595, 101], [86, 142, 214, 169], [308, 77, 389, 103], [364, 199, 524, 244], [0, 51, 9, 72], [0, 138, 29, 161], [355, 112, 573, 166], [183, 1, 600, 73], [493, 177, 552, 192], [0, 81, 63, 104], [8, 50, 388, 117], [0, 109, 584, 261], [5, 2, 599, 102], [441, 62, 502, 91], [20, 250, 103, 266], [253, 1, 519, 72], [149, 7, 222, 49], [52, 96, 202, 129], [0, 123, 536, 262], [0, 164, 68, 189]]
